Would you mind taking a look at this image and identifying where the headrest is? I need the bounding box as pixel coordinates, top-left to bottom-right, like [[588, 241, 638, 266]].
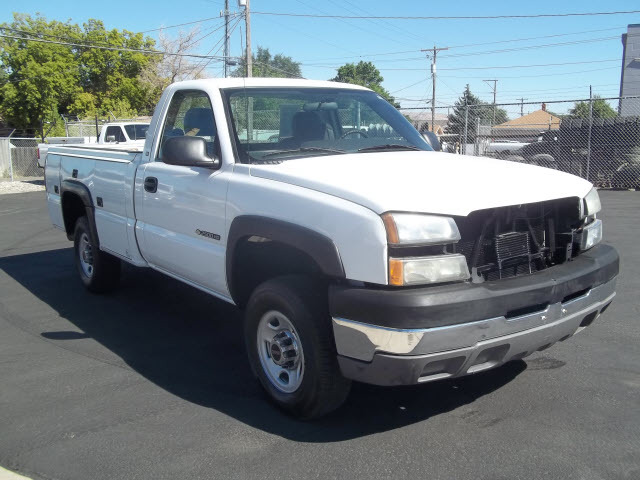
[[184, 108, 216, 136]]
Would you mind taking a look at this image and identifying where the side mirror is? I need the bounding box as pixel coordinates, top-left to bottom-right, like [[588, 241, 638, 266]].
[[106, 135, 116, 143], [162, 136, 220, 169]]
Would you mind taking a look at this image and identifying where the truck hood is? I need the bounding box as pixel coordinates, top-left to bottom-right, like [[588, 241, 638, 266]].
[[249, 151, 593, 216]]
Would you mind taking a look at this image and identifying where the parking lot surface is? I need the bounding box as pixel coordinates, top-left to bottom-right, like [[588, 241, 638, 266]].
[[0, 190, 638, 480]]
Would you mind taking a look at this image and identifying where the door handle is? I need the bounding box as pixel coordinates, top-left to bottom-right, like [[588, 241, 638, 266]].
[[144, 176, 158, 193]]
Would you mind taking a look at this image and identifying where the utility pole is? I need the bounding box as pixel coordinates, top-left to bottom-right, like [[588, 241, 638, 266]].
[[421, 45, 448, 133], [483, 79, 498, 125], [586, 85, 593, 182], [239, 0, 253, 139], [245, 0, 252, 77], [222, 0, 230, 78], [518, 97, 528, 117]]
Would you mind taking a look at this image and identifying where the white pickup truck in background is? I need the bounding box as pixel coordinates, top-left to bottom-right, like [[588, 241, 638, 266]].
[[37, 122, 149, 168], [44, 78, 619, 418]]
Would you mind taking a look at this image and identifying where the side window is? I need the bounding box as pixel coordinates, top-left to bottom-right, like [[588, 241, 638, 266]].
[[157, 90, 218, 161], [105, 126, 125, 143]]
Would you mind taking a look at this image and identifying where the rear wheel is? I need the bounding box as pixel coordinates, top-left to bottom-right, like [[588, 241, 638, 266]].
[[244, 276, 351, 419], [73, 216, 121, 293]]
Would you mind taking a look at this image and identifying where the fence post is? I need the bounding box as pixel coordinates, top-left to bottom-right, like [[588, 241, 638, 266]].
[[8, 128, 15, 182], [463, 103, 469, 155], [586, 85, 593, 182]]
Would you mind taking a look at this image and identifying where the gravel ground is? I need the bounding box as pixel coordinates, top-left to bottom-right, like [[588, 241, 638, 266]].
[[0, 180, 45, 195]]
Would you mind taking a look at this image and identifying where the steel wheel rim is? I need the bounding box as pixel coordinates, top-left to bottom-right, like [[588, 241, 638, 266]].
[[79, 232, 94, 278], [257, 310, 304, 393]]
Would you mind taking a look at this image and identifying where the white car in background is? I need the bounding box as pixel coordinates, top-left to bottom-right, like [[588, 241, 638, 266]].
[[37, 122, 149, 168]]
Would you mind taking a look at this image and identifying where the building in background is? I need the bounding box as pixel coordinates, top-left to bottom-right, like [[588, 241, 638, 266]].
[[492, 104, 560, 142], [619, 24, 640, 116], [401, 111, 449, 135]]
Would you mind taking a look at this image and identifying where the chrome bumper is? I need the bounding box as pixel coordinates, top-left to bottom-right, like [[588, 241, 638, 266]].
[[332, 276, 616, 385]]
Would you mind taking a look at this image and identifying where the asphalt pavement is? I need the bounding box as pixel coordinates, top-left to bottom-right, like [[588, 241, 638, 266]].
[[0, 190, 638, 480]]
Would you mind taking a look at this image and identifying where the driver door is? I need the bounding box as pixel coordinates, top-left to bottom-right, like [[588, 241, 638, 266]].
[[135, 89, 230, 297]]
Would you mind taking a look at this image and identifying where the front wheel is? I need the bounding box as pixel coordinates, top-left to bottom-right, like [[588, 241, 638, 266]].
[[73, 216, 121, 293], [244, 276, 351, 419]]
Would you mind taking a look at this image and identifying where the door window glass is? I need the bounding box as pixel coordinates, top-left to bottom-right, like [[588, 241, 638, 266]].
[[157, 90, 218, 160], [105, 126, 126, 143]]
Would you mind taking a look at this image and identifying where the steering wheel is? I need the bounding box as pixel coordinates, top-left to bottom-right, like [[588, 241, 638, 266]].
[[340, 129, 368, 139]]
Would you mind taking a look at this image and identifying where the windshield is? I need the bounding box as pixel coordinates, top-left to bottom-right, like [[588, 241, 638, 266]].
[[124, 124, 149, 141], [222, 87, 432, 163]]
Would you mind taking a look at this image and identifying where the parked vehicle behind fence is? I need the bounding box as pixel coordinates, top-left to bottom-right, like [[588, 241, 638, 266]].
[[37, 122, 150, 168]]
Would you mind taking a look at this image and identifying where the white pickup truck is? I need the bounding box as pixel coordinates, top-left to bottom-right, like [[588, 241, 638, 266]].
[[44, 78, 619, 418], [37, 122, 149, 168]]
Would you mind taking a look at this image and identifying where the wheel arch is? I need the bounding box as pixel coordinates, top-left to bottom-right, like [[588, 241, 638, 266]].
[[60, 179, 99, 246], [226, 216, 345, 308]]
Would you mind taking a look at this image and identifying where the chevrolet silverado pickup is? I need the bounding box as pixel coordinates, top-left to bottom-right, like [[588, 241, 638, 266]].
[[44, 78, 619, 418]]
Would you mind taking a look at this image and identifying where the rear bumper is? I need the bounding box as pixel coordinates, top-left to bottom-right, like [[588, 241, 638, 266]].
[[330, 244, 619, 386]]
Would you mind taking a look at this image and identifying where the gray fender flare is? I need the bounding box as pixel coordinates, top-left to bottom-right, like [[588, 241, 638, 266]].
[[225, 215, 345, 303], [60, 179, 99, 246]]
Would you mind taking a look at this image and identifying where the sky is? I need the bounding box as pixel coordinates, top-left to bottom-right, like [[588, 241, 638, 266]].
[[2, 0, 639, 117]]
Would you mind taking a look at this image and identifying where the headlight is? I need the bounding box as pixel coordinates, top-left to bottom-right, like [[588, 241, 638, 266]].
[[389, 255, 470, 286], [382, 213, 461, 245], [579, 218, 602, 251], [583, 188, 601, 217]]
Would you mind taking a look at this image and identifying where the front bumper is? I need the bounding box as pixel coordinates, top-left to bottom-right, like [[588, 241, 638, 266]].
[[330, 244, 619, 386]]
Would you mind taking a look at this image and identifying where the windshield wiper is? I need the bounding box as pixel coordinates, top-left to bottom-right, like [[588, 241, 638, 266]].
[[357, 144, 420, 152], [261, 147, 346, 159]]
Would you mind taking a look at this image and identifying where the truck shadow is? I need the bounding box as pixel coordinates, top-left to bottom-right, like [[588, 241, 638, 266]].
[[0, 248, 527, 442]]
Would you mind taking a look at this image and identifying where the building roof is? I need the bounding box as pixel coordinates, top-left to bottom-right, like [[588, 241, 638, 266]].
[[494, 109, 561, 129]]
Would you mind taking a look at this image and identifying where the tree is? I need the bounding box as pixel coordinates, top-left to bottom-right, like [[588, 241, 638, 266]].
[[0, 14, 82, 138], [76, 19, 157, 116], [569, 96, 617, 119], [0, 13, 158, 137], [231, 47, 302, 78], [330, 61, 399, 107], [445, 85, 508, 143]]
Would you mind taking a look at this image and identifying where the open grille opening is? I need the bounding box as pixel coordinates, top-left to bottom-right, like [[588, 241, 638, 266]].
[[453, 197, 582, 283]]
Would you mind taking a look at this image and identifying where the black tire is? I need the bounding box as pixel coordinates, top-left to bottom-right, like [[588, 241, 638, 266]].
[[73, 216, 121, 293], [244, 275, 351, 419]]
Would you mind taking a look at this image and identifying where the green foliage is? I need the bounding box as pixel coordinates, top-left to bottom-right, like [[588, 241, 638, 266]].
[[0, 13, 159, 138], [445, 85, 509, 142], [232, 47, 302, 78], [330, 61, 399, 108], [569, 96, 617, 119]]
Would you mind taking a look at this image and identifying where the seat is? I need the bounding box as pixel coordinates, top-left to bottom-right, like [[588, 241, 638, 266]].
[[184, 108, 216, 136], [182, 107, 219, 158], [280, 111, 329, 149]]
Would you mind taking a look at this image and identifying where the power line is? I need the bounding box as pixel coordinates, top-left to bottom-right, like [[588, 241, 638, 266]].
[[440, 66, 619, 79], [291, 26, 628, 63], [302, 58, 620, 71], [446, 26, 624, 49], [441, 36, 621, 59], [139, 15, 236, 34], [390, 78, 429, 94], [303, 0, 412, 48], [194, 15, 244, 77], [399, 95, 640, 110], [439, 58, 619, 70], [251, 9, 640, 20], [0, 33, 228, 60]]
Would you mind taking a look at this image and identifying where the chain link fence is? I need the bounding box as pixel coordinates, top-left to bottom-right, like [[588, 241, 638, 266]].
[[403, 95, 640, 189], [0, 137, 40, 180]]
